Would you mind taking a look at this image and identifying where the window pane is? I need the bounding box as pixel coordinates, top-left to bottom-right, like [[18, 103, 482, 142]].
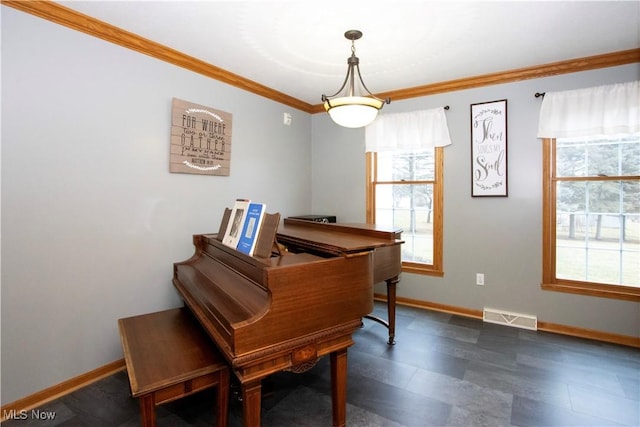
[[588, 139, 622, 177], [377, 149, 435, 181], [620, 136, 640, 175], [556, 140, 586, 177], [623, 181, 640, 215], [402, 233, 433, 264], [557, 135, 640, 177], [586, 248, 621, 284], [375, 183, 434, 264], [556, 243, 586, 280], [555, 180, 640, 286], [557, 181, 586, 215], [622, 250, 640, 285]]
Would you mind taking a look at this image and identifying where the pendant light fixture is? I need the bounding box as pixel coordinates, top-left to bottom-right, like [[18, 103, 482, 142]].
[[322, 30, 390, 128]]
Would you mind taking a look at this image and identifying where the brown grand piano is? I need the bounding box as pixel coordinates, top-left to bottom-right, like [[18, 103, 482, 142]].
[[173, 216, 402, 427], [277, 218, 403, 345]]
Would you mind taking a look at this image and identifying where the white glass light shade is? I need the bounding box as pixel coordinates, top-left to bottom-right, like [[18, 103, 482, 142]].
[[323, 96, 384, 128]]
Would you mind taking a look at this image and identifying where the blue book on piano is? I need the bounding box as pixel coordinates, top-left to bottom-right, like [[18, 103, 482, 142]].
[[236, 203, 266, 255]]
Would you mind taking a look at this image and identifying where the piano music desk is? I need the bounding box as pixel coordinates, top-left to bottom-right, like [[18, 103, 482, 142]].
[[118, 308, 230, 427]]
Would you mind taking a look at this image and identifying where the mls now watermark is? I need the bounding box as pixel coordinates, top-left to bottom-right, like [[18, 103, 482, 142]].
[[3, 409, 57, 421]]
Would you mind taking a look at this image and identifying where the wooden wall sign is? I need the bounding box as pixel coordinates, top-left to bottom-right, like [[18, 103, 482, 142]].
[[170, 98, 232, 176]]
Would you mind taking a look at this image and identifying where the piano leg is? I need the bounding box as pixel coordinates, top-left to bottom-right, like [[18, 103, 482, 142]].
[[330, 348, 348, 427], [386, 276, 398, 345], [364, 275, 399, 345], [241, 380, 262, 427], [138, 394, 156, 427]]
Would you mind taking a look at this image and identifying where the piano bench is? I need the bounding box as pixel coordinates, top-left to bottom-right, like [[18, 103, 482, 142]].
[[118, 307, 229, 427]]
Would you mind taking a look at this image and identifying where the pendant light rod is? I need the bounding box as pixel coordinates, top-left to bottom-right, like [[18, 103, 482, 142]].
[[321, 30, 390, 128], [321, 30, 389, 104]]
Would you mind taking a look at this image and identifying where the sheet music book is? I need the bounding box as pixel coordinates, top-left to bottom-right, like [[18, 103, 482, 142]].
[[222, 199, 250, 248], [237, 203, 266, 255]]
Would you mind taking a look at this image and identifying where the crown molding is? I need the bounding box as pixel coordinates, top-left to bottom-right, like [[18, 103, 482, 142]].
[[2, 0, 314, 112], [310, 48, 640, 113], [4, 1, 639, 115]]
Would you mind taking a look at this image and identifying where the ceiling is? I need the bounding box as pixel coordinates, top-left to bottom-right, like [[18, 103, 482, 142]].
[[57, 1, 639, 106]]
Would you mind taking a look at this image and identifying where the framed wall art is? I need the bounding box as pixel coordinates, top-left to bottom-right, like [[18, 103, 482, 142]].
[[470, 99, 508, 197], [170, 98, 232, 176]]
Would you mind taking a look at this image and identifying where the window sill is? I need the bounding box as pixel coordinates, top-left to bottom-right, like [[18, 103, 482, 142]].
[[542, 280, 640, 302], [402, 263, 444, 277]]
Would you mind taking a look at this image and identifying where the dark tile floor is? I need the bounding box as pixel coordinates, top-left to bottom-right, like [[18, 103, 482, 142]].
[[4, 302, 639, 426]]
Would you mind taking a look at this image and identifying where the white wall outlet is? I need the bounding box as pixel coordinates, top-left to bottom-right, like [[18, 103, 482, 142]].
[[283, 112, 292, 126], [476, 273, 485, 286]]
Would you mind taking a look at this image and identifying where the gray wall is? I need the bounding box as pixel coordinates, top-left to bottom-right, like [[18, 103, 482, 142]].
[[2, 3, 639, 408], [311, 64, 640, 339], [1, 8, 311, 404]]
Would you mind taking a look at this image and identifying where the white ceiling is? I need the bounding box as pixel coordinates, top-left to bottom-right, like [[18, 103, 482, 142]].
[[59, 1, 639, 106]]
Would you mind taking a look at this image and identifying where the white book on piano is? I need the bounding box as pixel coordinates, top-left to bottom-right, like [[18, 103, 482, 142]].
[[222, 199, 250, 248]]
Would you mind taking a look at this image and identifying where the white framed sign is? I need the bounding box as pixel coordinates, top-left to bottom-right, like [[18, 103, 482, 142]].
[[470, 99, 508, 197]]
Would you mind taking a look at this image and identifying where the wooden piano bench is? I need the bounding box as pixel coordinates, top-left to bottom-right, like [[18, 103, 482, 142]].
[[118, 307, 230, 427]]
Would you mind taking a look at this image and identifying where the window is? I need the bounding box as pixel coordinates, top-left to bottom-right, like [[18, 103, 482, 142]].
[[538, 80, 639, 301], [542, 134, 640, 300], [366, 148, 444, 276], [365, 107, 451, 276]]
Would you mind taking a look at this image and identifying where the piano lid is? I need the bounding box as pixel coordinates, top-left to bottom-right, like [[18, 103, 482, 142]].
[[278, 218, 403, 256]]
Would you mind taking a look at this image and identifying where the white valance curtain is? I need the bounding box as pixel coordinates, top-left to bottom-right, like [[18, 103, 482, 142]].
[[365, 107, 452, 152], [537, 80, 640, 138]]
